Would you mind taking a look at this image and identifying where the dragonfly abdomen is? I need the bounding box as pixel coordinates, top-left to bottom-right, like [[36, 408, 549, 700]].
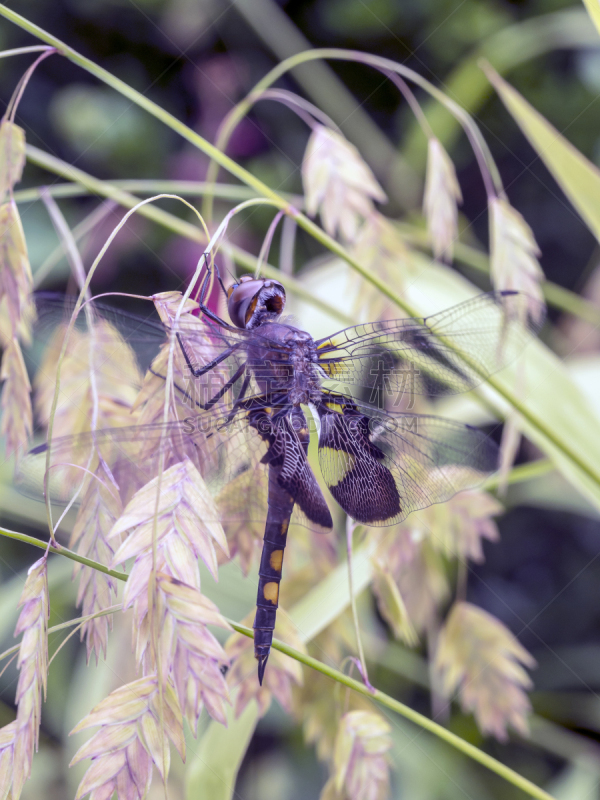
[[253, 466, 294, 684]]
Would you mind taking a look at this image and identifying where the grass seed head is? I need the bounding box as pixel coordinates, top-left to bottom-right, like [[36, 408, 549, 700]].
[[0, 201, 33, 337], [302, 125, 387, 242], [107, 460, 231, 727], [423, 137, 462, 262], [434, 601, 536, 740], [0, 556, 50, 800], [490, 196, 545, 325], [0, 121, 26, 202], [0, 336, 32, 460], [70, 465, 123, 662], [70, 675, 185, 800], [323, 710, 391, 800]]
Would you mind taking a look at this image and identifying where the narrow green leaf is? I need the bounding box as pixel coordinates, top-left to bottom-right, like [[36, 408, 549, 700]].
[[484, 62, 600, 244], [581, 0, 600, 38], [185, 700, 258, 800], [403, 9, 598, 167]]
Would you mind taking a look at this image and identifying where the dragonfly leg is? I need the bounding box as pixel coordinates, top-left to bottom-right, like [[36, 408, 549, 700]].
[[148, 362, 244, 410], [176, 335, 241, 378], [197, 261, 238, 331], [199, 363, 246, 410], [212, 261, 230, 299], [220, 371, 252, 425]]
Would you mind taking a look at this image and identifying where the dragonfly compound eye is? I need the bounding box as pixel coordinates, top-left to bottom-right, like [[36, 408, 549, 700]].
[[227, 278, 286, 329]]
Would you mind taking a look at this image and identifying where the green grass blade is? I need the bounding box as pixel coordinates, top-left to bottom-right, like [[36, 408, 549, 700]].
[[403, 9, 598, 167], [581, 0, 600, 38], [185, 701, 258, 800], [484, 63, 600, 245]]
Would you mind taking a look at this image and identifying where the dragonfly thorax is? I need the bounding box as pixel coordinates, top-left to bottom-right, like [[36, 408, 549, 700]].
[[248, 322, 323, 406]]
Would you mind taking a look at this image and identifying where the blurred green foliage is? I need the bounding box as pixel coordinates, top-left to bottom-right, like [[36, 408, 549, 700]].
[[2, 0, 600, 798]]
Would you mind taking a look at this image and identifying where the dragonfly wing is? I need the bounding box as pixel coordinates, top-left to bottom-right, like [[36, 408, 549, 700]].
[[17, 401, 332, 531], [32, 293, 292, 376], [316, 394, 498, 526], [315, 290, 543, 397]]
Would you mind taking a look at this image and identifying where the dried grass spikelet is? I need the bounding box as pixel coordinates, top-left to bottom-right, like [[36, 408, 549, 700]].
[[0, 295, 35, 349], [133, 292, 203, 424], [0, 200, 34, 336], [0, 197, 34, 460], [0, 721, 18, 800], [489, 196, 545, 325], [0, 336, 32, 460], [0, 120, 26, 202], [434, 601, 536, 741], [216, 469, 265, 575], [371, 562, 417, 647], [153, 290, 199, 328], [372, 527, 449, 638], [70, 464, 123, 662], [34, 320, 141, 443], [321, 710, 391, 800], [33, 320, 141, 658], [429, 490, 501, 562], [70, 675, 185, 800], [108, 459, 231, 727], [423, 137, 462, 262], [302, 125, 387, 242], [134, 290, 229, 423], [226, 613, 304, 718], [0, 556, 49, 800], [155, 574, 231, 730]]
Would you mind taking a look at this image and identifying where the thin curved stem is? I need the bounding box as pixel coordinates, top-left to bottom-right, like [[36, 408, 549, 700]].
[[13, 180, 299, 204], [24, 144, 351, 325], [0, 525, 127, 581], [229, 620, 555, 800], [203, 47, 503, 221], [0, 45, 53, 59], [346, 518, 372, 691], [0, 521, 554, 799]]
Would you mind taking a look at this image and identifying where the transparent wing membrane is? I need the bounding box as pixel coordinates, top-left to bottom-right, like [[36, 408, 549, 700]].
[[32, 292, 293, 377], [18, 402, 330, 532], [315, 291, 544, 398]]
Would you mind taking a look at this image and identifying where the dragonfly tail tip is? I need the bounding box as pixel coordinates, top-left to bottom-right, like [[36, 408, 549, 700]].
[[257, 653, 269, 685]]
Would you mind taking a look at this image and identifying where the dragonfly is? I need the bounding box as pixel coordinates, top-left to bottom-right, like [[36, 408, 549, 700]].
[[19, 270, 542, 683]]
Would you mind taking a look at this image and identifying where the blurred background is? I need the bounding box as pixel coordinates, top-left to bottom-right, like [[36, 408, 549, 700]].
[[1, 0, 600, 798]]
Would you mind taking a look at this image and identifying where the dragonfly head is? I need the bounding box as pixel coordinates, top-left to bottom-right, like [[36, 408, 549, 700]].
[[227, 275, 286, 329]]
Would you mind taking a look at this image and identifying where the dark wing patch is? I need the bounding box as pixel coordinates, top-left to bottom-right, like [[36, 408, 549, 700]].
[[317, 405, 401, 524], [315, 291, 543, 398], [316, 394, 498, 526]]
